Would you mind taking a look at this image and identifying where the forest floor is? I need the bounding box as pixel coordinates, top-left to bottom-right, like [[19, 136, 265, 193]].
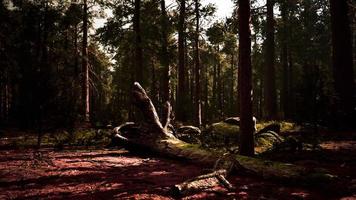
[[0, 129, 355, 200]]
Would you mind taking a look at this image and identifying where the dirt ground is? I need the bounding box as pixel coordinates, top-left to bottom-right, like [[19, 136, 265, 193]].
[[0, 131, 355, 199]]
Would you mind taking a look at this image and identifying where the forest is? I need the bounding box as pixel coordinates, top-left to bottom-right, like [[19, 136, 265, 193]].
[[0, 0, 355, 199]]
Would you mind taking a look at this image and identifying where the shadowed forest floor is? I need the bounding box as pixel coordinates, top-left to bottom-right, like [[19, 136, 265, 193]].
[[0, 131, 355, 200]]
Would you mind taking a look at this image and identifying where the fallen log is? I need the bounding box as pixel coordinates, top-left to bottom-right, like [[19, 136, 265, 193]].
[[114, 82, 337, 189], [171, 169, 235, 196]]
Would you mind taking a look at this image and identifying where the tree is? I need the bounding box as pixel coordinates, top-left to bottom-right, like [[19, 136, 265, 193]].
[[134, 0, 143, 83], [280, 2, 289, 119], [176, 0, 187, 122], [264, 0, 277, 120], [160, 0, 170, 102], [330, 0, 355, 122], [82, 0, 90, 123], [194, 0, 201, 127], [206, 22, 225, 119], [222, 33, 238, 116], [238, 0, 255, 156]]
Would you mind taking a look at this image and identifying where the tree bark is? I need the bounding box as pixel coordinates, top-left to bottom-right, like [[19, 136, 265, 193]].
[[134, 0, 143, 83], [281, 3, 289, 119], [82, 0, 90, 122], [177, 0, 187, 122], [171, 169, 234, 196], [217, 47, 223, 118], [160, 0, 170, 103], [238, 0, 255, 156], [330, 0, 355, 117], [230, 54, 235, 114], [194, 0, 201, 127], [264, 0, 277, 120]]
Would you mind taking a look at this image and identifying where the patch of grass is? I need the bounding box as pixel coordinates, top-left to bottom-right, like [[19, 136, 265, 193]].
[[71, 129, 111, 146], [256, 121, 302, 133]]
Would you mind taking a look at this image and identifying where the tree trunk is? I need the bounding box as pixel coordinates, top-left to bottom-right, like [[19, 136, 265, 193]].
[[114, 82, 337, 189], [264, 0, 277, 120], [281, 3, 289, 119], [330, 0, 355, 118], [160, 0, 170, 103], [213, 63, 217, 118], [194, 0, 201, 127], [177, 0, 187, 122], [217, 47, 223, 118], [238, 0, 255, 156], [134, 0, 143, 83], [82, 0, 90, 122], [230, 54, 235, 114], [74, 24, 79, 78]]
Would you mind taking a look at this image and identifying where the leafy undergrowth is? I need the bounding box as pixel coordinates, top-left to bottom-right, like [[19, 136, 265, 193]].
[[0, 129, 355, 199], [0, 128, 112, 149]]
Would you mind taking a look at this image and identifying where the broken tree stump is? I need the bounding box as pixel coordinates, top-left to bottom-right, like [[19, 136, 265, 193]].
[[113, 82, 337, 190]]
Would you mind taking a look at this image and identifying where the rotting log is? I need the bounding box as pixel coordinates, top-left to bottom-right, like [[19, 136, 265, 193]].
[[113, 82, 337, 189]]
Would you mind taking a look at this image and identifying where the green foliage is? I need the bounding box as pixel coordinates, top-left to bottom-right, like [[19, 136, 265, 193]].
[[256, 121, 302, 133], [0, 0, 347, 131]]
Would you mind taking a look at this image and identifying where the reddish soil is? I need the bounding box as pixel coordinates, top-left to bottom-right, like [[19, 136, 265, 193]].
[[0, 132, 355, 199]]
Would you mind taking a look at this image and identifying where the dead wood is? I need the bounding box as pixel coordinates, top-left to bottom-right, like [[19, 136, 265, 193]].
[[113, 82, 337, 193]]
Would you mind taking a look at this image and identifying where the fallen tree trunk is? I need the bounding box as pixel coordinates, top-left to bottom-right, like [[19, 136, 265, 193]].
[[114, 82, 337, 188]]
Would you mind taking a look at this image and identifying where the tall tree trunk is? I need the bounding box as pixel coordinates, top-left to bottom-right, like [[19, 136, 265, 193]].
[[74, 24, 79, 77], [238, 0, 255, 156], [177, 0, 187, 122], [217, 46, 222, 118], [330, 0, 355, 118], [82, 0, 90, 122], [151, 59, 158, 106], [134, 0, 143, 83], [230, 54, 235, 115], [281, 3, 289, 119], [264, 0, 277, 120], [213, 63, 217, 118], [288, 50, 294, 118], [160, 0, 170, 103], [203, 57, 208, 124], [194, 0, 201, 127]]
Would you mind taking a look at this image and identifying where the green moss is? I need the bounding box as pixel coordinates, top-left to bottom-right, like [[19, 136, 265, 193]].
[[236, 155, 304, 179], [256, 121, 301, 133], [210, 122, 240, 137]]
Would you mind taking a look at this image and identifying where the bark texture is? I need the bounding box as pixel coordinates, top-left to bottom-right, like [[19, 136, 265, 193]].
[[82, 0, 90, 122], [177, 0, 187, 122], [264, 0, 277, 120], [134, 0, 143, 83], [194, 0, 201, 127], [160, 0, 170, 102], [238, 0, 255, 156], [330, 0, 355, 117]]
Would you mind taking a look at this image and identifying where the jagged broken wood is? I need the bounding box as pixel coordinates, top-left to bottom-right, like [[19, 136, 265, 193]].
[[113, 82, 337, 192]]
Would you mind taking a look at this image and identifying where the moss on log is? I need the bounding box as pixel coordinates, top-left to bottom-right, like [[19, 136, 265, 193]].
[[114, 82, 337, 188]]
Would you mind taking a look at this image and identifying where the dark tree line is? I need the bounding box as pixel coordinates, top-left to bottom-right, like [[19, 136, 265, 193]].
[[0, 0, 354, 136]]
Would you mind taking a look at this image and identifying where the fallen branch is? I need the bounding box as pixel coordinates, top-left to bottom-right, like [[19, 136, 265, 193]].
[[171, 169, 235, 196], [113, 82, 337, 192]]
